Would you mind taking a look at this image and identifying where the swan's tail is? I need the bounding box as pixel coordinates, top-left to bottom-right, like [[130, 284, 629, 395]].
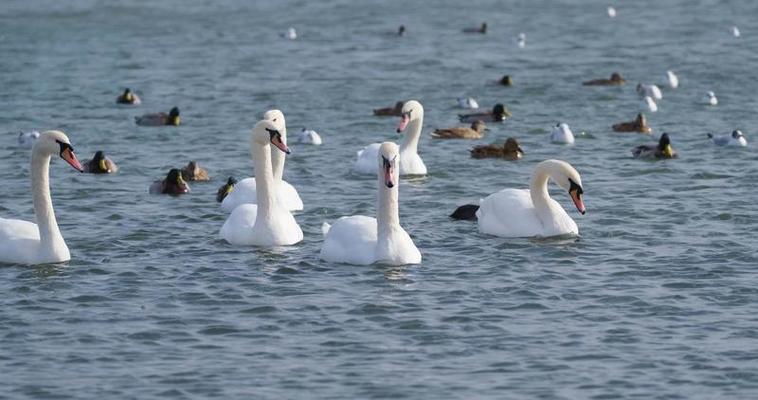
[[450, 204, 479, 221], [321, 222, 331, 237]]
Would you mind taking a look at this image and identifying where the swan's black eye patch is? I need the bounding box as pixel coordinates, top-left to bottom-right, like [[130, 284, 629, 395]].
[[56, 140, 74, 155], [568, 178, 583, 195], [266, 128, 280, 141]]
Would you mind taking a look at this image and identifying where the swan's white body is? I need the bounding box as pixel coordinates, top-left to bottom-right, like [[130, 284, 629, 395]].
[[663, 70, 679, 89], [297, 128, 322, 145], [354, 100, 427, 176], [640, 96, 658, 112], [457, 97, 479, 109], [704, 91, 718, 106], [476, 159, 584, 238], [550, 123, 575, 144], [221, 110, 303, 212], [18, 131, 40, 148], [0, 131, 82, 265], [637, 84, 663, 100], [322, 142, 421, 265], [220, 120, 303, 246]]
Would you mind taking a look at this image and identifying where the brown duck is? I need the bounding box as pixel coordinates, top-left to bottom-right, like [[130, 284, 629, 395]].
[[431, 121, 487, 139], [470, 137, 524, 160], [373, 101, 404, 117], [582, 72, 626, 86], [180, 161, 210, 181], [613, 113, 652, 134]]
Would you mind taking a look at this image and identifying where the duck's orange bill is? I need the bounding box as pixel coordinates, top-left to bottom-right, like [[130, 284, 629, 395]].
[[61, 148, 84, 172], [570, 190, 585, 215], [397, 114, 410, 133]]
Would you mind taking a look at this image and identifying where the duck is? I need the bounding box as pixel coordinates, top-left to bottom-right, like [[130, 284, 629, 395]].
[[355, 100, 427, 176], [499, 75, 513, 86], [613, 113, 652, 134], [582, 72, 625, 86], [470, 137, 524, 160], [463, 22, 487, 34], [632, 133, 677, 159], [373, 101, 404, 117], [221, 109, 304, 212], [707, 130, 747, 147], [149, 169, 190, 195], [298, 128, 323, 145], [219, 119, 303, 246], [640, 96, 658, 112], [637, 83, 663, 100], [703, 91, 718, 106], [17, 130, 40, 148], [116, 88, 141, 105], [431, 120, 487, 139], [516, 32, 526, 48], [662, 70, 679, 89], [180, 161, 209, 181], [83, 151, 119, 174], [550, 123, 575, 144], [398, 25, 406, 36], [450, 160, 585, 237], [283, 27, 297, 40], [607, 6, 617, 17], [0, 131, 84, 265], [135, 107, 180, 126], [321, 142, 421, 265], [457, 97, 479, 109], [459, 103, 511, 123], [216, 177, 237, 202]]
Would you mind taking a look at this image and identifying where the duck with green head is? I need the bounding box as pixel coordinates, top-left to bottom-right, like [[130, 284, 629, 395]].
[[116, 88, 141, 105], [216, 177, 237, 203], [83, 151, 119, 174], [135, 107, 180, 126], [149, 168, 190, 195], [459, 103, 511, 123], [632, 133, 677, 159]]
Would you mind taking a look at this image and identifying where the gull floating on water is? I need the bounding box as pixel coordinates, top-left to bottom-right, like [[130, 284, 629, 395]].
[[662, 70, 679, 89], [708, 130, 746, 147], [550, 123, 575, 144], [457, 97, 479, 109], [517, 33, 526, 48], [640, 96, 658, 113], [17, 130, 40, 148], [283, 27, 297, 40], [732, 26, 741, 37], [637, 84, 662, 100], [298, 128, 322, 145], [607, 7, 617, 17], [703, 91, 718, 105]]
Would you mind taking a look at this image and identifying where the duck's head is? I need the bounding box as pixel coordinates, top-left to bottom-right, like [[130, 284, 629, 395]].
[[165, 168, 189, 194], [168, 107, 180, 126], [732, 130, 744, 139], [542, 160, 585, 215], [500, 75, 513, 86], [253, 119, 290, 154], [123, 88, 134, 102], [92, 150, 110, 172], [216, 176, 237, 202], [378, 142, 399, 188], [611, 72, 624, 82], [397, 100, 423, 133], [35, 130, 84, 172], [492, 103, 509, 119], [398, 25, 405, 36], [636, 113, 647, 126], [504, 137, 524, 155], [471, 120, 487, 132], [480, 22, 487, 32], [659, 133, 674, 157]]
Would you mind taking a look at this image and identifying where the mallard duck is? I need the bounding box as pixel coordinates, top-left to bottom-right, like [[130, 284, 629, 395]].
[[583, 72, 625, 86], [398, 25, 405, 36], [470, 137, 524, 160], [135, 107, 180, 126], [632, 133, 677, 159], [431, 120, 487, 139], [373, 101, 404, 117], [180, 161, 209, 181], [613, 113, 652, 134], [707, 130, 747, 147], [116, 88, 141, 105], [216, 177, 237, 202], [149, 168, 190, 195], [463, 22, 487, 34], [459, 103, 511, 123], [499, 75, 513, 86], [83, 151, 118, 174]]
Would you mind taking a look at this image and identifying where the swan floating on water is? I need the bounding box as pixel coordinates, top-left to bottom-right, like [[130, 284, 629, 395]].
[[550, 123, 575, 144], [220, 119, 303, 247], [708, 130, 746, 147], [222, 110, 304, 212], [0, 131, 84, 265], [321, 142, 421, 265], [451, 160, 585, 238], [355, 100, 427, 176]]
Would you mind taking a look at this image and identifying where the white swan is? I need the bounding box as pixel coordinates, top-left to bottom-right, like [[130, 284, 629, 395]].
[[640, 96, 658, 112], [708, 130, 746, 147], [703, 91, 718, 106], [0, 131, 84, 265], [297, 128, 322, 145], [18, 130, 40, 148], [221, 109, 304, 212], [220, 119, 303, 246], [321, 142, 421, 265], [457, 97, 479, 109], [550, 123, 575, 144], [476, 159, 586, 238], [662, 70, 679, 89], [354, 100, 427, 176], [637, 84, 663, 100]]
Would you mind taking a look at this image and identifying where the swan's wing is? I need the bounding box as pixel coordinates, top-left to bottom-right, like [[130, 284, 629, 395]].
[[0, 218, 41, 264], [320, 215, 377, 265], [399, 152, 427, 175], [219, 204, 259, 245], [221, 177, 256, 212], [354, 143, 381, 174], [279, 180, 304, 211], [477, 189, 543, 237]]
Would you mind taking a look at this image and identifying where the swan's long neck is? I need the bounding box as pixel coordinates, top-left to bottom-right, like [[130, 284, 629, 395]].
[[529, 166, 552, 219], [400, 115, 423, 155], [252, 141, 276, 216], [31, 151, 64, 250], [377, 172, 400, 239], [271, 127, 286, 183]]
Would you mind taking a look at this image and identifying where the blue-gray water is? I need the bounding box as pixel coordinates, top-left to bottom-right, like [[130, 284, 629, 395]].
[[2, 0, 758, 398]]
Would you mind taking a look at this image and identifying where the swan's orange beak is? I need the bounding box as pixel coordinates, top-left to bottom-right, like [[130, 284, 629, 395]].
[[384, 165, 394, 188], [397, 113, 410, 133], [61, 147, 84, 172], [270, 134, 291, 154], [569, 188, 585, 215]]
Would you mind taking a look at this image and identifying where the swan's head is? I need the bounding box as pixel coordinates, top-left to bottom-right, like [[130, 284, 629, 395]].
[[658, 133, 674, 157], [35, 130, 84, 172], [540, 160, 585, 215], [732, 130, 744, 139], [263, 109, 286, 136], [168, 107, 180, 126], [378, 142, 399, 188], [504, 138, 524, 155], [253, 119, 290, 154], [397, 100, 423, 133]]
